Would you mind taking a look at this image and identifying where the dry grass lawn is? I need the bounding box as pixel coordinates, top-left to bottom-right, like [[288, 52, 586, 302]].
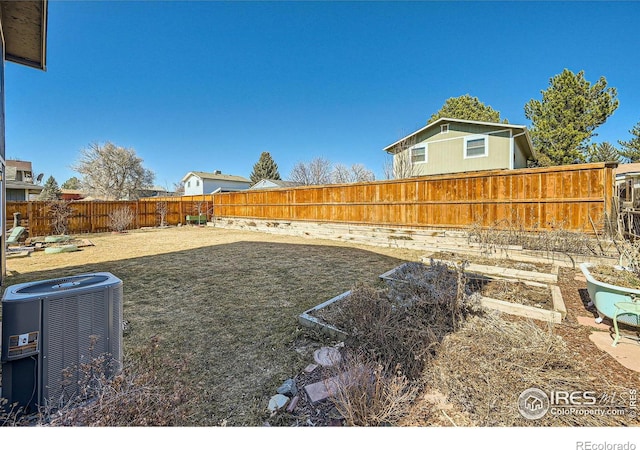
[[3, 226, 638, 428], [3, 226, 422, 426]]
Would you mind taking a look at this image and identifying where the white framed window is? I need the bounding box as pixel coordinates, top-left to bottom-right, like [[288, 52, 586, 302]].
[[196, 179, 200, 187], [187, 181, 191, 187], [464, 135, 488, 158], [411, 146, 427, 164], [441, 124, 449, 133]]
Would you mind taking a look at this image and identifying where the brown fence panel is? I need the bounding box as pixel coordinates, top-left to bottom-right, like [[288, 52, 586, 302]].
[[5, 202, 31, 231], [6, 163, 617, 236], [6, 200, 141, 235], [206, 163, 615, 233]]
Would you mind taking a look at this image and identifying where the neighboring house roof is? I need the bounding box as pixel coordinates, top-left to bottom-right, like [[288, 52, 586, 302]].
[[383, 117, 535, 160], [181, 171, 251, 183], [60, 189, 84, 197], [138, 186, 174, 197], [140, 185, 172, 193], [60, 192, 85, 201], [250, 179, 305, 189], [6, 180, 43, 192], [0, 0, 48, 70], [615, 163, 640, 178]]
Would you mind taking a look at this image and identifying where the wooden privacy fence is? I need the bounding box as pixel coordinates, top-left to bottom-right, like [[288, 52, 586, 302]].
[[6, 162, 616, 237], [5, 199, 207, 236]]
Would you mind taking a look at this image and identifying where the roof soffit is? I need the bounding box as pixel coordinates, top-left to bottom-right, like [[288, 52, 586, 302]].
[[1, 0, 48, 70]]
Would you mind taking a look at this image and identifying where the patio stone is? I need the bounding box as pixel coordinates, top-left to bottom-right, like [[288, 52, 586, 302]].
[[588, 331, 640, 373], [577, 315, 611, 331]]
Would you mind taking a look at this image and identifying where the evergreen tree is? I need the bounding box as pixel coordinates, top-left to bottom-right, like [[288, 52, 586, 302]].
[[39, 175, 62, 200], [250, 152, 281, 185], [584, 142, 621, 163], [61, 176, 81, 189], [428, 94, 506, 124], [524, 69, 619, 166], [618, 120, 640, 162]]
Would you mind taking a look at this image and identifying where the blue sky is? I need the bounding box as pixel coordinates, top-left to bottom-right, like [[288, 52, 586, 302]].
[[5, 0, 640, 190]]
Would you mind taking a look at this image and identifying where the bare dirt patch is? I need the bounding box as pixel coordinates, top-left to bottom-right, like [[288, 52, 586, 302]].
[[467, 276, 553, 309]]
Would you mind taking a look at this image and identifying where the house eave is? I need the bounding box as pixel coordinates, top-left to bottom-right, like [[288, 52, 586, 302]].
[[181, 172, 199, 183], [1, 0, 48, 71], [383, 117, 530, 154], [6, 181, 43, 191]]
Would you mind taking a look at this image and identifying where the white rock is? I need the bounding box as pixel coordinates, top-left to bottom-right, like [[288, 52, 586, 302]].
[[268, 394, 290, 412], [313, 347, 342, 367]]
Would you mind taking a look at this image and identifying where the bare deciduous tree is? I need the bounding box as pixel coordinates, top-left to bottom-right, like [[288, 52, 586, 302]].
[[331, 163, 351, 184], [332, 163, 375, 183], [383, 135, 418, 180], [156, 201, 168, 227], [173, 181, 185, 196], [193, 201, 213, 217], [349, 163, 375, 183], [289, 157, 333, 185], [291, 158, 376, 185], [73, 142, 155, 200]]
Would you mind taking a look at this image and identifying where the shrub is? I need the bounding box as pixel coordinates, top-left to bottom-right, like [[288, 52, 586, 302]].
[[47, 200, 74, 235], [335, 261, 479, 380], [1, 337, 195, 427], [156, 201, 168, 227], [108, 207, 135, 232], [326, 350, 420, 426], [466, 217, 614, 263]]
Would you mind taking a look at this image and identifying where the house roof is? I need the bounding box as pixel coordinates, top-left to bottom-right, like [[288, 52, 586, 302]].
[[142, 185, 171, 192], [383, 117, 535, 159], [251, 179, 304, 189], [1, 0, 48, 70], [61, 189, 84, 195], [182, 171, 251, 183], [615, 163, 640, 177], [6, 180, 43, 192]]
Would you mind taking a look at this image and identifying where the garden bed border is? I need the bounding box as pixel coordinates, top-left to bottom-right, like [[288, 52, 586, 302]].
[[299, 260, 567, 339]]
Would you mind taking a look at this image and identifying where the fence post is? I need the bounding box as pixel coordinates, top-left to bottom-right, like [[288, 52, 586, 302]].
[[88, 201, 93, 233], [27, 201, 34, 235]]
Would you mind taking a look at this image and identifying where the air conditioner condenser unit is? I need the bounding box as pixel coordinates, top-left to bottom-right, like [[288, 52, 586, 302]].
[[1, 272, 123, 414]]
